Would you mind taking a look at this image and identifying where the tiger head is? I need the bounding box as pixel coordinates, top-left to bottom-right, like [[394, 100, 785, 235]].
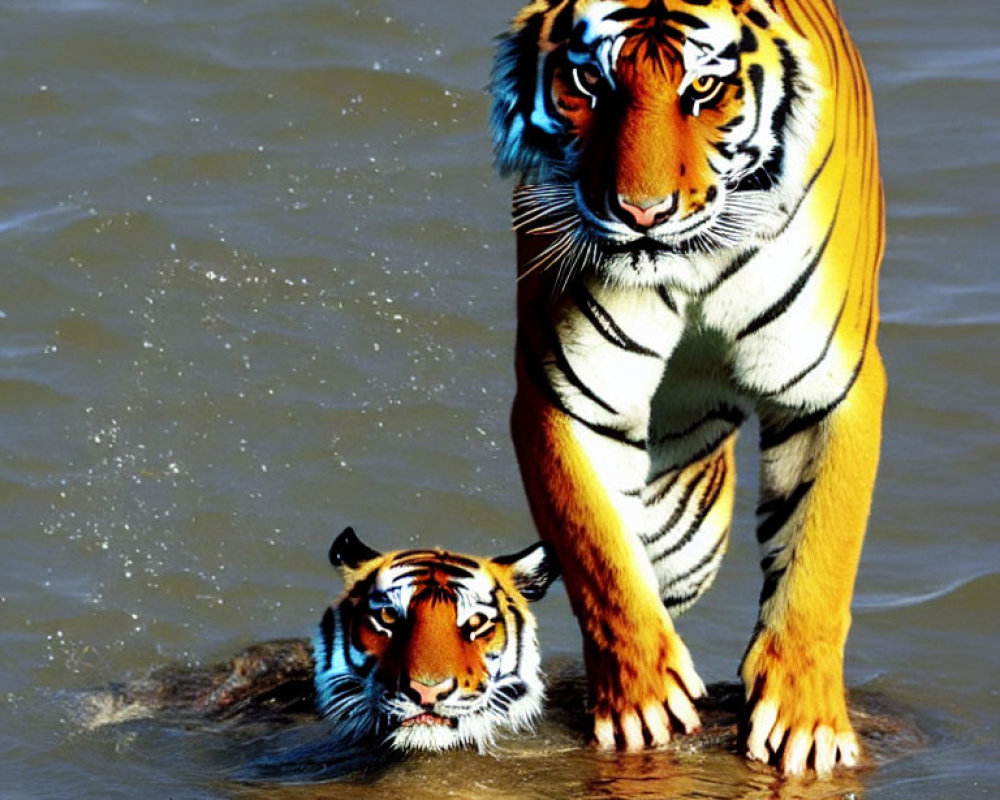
[[312, 527, 559, 752], [491, 0, 820, 290]]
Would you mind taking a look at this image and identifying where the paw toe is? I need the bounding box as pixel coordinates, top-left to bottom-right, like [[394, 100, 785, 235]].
[[837, 730, 860, 767], [641, 702, 672, 747], [813, 725, 837, 777], [593, 716, 616, 750], [619, 710, 646, 751], [746, 699, 778, 762], [782, 729, 811, 776]]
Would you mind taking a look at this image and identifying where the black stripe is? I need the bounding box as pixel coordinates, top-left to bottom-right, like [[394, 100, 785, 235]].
[[390, 567, 433, 582], [759, 567, 786, 606], [320, 607, 337, 672], [735, 210, 837, 340], [663, 524, 728, 590], [573, 285, 660, 357], [549, 2, 574, 43], [644, 470, 683, 508], [393, 549, 445, 560], [758, 291, 848, 398], [704, 246, 759, 293], [658, 285, 678, 314], [405, 562, 477, 581], [744, 64, 766, 152], [545, 321, 621, 415], [641, 462, 712, 546], [757, 38, 800, 183], [340, 602, 376, 675], [509, 603, 526, 673], [756, 480, 814, 544], [647, 426, 736, 482], [651, 404, 745, 446], [663, 572, 713, 610], [513, 16, 544, 130], [758, 306, 874, 451], [769, 138, 835, 238], [518, 333, 647, 449], [395, 550, 480, 569], [653, 458, 726, 560]]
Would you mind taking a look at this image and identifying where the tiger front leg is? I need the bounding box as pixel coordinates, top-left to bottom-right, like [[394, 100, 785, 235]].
[[742, 352, 886, 776], [512, 380, 705, 751]]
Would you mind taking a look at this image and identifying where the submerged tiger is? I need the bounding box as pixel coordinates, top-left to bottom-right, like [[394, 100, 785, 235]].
[[491, 0, 885, 777], [312, 527, 559, 751]]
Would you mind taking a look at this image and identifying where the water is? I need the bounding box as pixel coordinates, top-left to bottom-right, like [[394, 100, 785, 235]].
[[1, 0, 997, 797]]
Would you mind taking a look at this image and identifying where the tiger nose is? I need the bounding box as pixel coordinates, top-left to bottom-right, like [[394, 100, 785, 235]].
[[615, 192, 678, 229], [407, 676, 456, 706]]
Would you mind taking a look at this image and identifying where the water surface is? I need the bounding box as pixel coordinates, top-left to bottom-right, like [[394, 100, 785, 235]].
[[1, 0, 997, 797]]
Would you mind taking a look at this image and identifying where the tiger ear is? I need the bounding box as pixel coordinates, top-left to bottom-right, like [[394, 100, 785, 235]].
[[329, 527, 381, 570], [494, 541, 560, 602]]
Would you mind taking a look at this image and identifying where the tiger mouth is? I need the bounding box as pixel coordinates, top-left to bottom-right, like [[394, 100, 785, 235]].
[[605, 237, 690, 257], [400, 712, 457, 728]]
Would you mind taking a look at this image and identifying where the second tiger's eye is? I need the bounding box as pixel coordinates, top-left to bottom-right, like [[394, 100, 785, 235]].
[[466, 613, 485, 629], [378, 606, 399, 626], [571, 64, 604, 106]]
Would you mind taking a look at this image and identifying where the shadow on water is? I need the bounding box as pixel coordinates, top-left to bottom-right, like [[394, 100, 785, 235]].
[[67, 642, 925, 799]]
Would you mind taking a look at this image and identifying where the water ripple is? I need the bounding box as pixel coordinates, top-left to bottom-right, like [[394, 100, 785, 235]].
[[854, 570, 998, 613]]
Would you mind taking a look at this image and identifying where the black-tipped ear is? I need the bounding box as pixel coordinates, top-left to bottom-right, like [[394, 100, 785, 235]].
[[329, 527, 381, 569], [494, 541, 560, 602]]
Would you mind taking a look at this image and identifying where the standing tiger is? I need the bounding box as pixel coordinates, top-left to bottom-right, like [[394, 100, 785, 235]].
[[490, 0, 884, 777], [313, 527, 559, 751]]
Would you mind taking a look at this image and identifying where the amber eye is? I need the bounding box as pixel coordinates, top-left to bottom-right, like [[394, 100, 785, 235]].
[[369, 605, 399, 632], [379, 606, 399, 625], [462, 613, 495, 641], [571, 64, 604, 106], [686, 74, 725, 103], [467, 613, 485, 629]]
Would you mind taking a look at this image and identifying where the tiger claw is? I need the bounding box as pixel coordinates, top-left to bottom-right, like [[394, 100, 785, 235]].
[[641, 702, 672, 746], [746, 699, 778, 762], [594, 716, 617, 750], [619, 710, 646, 751]]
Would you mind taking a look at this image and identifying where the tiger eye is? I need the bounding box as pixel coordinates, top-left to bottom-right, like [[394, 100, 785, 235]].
[[378, 606, 399, 626], [690, 75, 720, 96], [462, 613, 482, 631]]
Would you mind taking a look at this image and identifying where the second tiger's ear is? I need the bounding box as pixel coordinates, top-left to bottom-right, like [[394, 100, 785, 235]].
[[328, 527, 381, 570], [493, 541, 560, 602]]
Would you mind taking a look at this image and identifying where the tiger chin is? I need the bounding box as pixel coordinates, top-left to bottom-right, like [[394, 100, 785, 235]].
[[311, 527, 559, 753]]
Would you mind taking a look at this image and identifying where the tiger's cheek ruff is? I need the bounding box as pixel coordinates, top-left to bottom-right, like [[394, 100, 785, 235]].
[[312, 604, 383, 743]]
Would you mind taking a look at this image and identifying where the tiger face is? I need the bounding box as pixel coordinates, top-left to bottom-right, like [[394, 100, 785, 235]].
[[312, 527, 559, 752], [491, 0, 819, 290]]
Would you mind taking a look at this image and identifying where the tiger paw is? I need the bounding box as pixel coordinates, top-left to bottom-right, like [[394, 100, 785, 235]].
[[586, 628, 706, 751], [741, 630, 859, 777]]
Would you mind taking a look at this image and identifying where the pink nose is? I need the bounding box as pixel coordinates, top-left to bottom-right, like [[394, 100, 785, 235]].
[[616, 193, 678, 229], [408, 676, 456, 706]]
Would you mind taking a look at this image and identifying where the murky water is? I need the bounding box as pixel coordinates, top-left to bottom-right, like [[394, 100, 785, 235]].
[[1, 0, 997, 797]]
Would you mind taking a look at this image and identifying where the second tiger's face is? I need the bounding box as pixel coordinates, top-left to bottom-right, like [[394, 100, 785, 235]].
[[313, 531, 558, 753], [349, 557, 524, 751], [492, 0, 820, 288]]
